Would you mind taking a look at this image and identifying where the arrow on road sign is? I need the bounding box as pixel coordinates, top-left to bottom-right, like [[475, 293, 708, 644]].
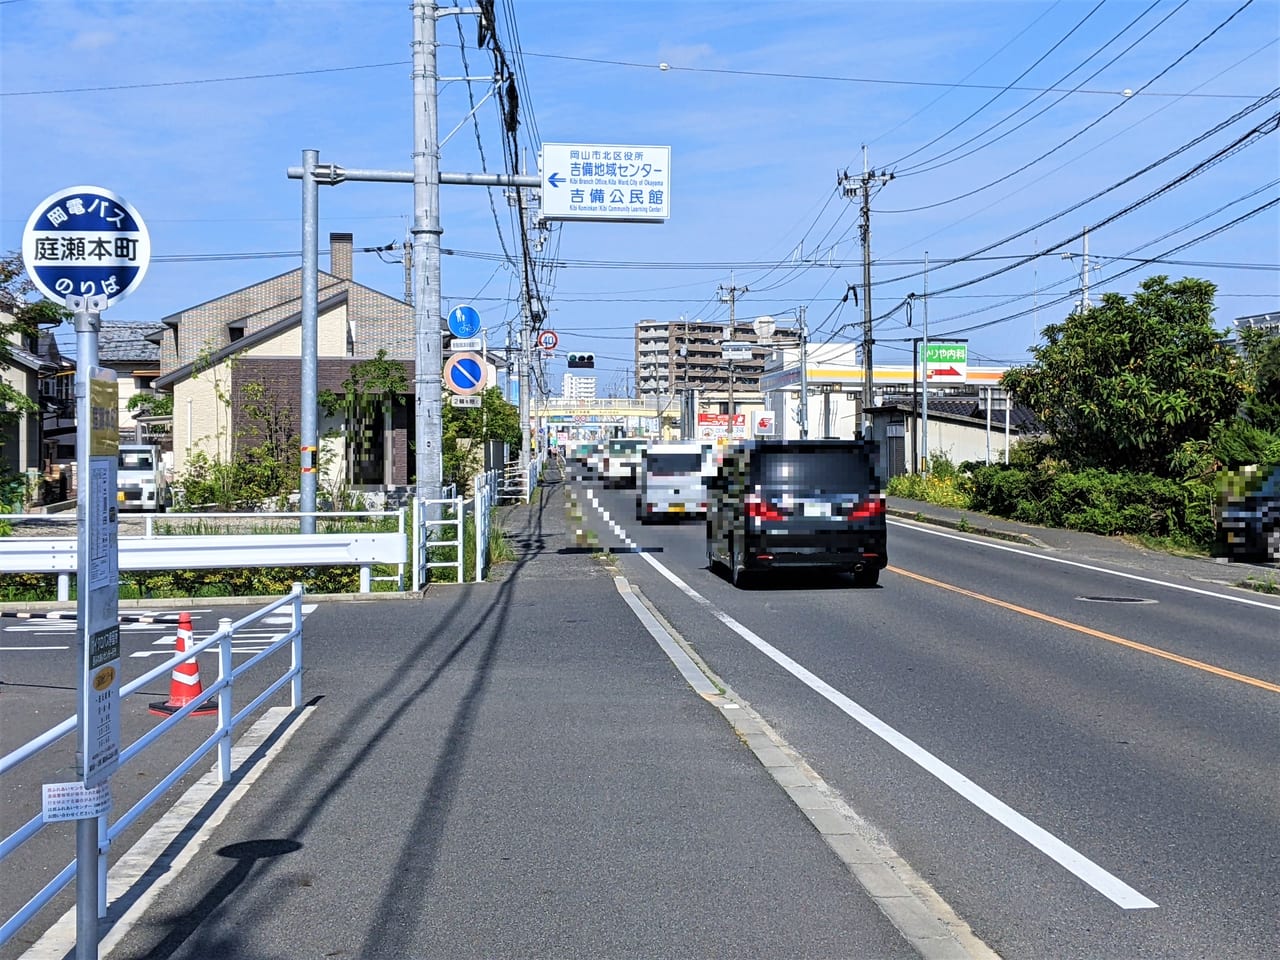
[[547, 173, 565, 188], [928, 366, 961, 379]]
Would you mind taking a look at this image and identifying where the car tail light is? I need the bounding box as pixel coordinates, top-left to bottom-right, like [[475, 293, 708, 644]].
[[849, 496, 885, 521], [745, 495, 785, 521]]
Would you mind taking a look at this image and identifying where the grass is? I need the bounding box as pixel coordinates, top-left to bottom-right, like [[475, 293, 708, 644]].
[[1240, 573, 1279, 594]]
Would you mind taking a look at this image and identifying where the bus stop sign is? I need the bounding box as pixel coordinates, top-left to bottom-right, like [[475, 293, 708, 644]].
[[21, 185, 151, 308]]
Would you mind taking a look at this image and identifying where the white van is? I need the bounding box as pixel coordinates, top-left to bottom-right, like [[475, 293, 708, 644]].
[[636, 442, 714, 523]]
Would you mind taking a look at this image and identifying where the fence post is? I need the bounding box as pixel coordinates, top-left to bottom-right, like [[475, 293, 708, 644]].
[[290, 582, 304, 708], [217, 617, 234, 783], [475, 475, 484, 583], [411, 496, 422, 592]]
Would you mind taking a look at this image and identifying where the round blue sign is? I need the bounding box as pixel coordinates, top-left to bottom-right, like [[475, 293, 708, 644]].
[[448, 304, 482, 339], [444, 352, 487, 396], [21, 185, 150, 308]]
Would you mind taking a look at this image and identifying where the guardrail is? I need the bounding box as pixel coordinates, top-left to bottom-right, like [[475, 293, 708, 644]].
[[0, 510, 407, 600], [0, 584, 306, 949]]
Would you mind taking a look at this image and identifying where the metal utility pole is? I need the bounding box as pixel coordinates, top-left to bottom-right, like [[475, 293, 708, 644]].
[[921, 252, 930, 473], [299, 149, 319, 533], [1062, 225, 1092, 314], [718, 280, 747, 431], [797, 304, 810, 440], [839, 148, 892, 437]]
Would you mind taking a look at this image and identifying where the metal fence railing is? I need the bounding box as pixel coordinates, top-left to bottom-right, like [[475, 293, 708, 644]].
[[0, 584, 306, 949], [411, 471, 505, 588]]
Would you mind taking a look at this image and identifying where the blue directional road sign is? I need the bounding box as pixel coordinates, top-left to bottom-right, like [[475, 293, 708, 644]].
[[443, 351, 487, 396], [447, 304, 482, 339], [22, 185, 150, 307]]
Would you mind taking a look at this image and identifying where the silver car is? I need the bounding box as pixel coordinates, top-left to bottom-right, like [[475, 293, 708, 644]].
[[636, 442, 713, 522]]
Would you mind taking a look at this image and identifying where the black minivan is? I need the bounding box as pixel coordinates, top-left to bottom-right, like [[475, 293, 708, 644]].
[[705, 439, 888, 587]]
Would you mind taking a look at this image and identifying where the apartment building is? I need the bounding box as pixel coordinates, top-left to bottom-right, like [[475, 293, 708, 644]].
[[634, 318, 765, 411]]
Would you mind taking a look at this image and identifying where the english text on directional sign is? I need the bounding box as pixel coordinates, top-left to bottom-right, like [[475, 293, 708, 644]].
[[22, 185, 151, 307], [540, 144, 671, 223]]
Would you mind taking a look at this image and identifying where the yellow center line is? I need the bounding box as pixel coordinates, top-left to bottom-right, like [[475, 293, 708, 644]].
[[888, 565, 1280, 695]]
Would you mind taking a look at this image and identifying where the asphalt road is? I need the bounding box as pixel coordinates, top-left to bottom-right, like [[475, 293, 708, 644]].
[[583, 476, 1280, 960]]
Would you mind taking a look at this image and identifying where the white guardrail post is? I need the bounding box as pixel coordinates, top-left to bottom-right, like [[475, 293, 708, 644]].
[[218, 616, 234, 782]]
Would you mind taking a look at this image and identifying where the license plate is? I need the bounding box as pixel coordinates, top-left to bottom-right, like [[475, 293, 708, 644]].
[[669, 504, 684, 512], [802, 501, 831, 518]]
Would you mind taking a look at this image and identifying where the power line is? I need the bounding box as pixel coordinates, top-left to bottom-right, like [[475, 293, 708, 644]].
[[516, 51, 1263, 100], [886, 0, 1260, 211], [885, 0, 1114, 170]]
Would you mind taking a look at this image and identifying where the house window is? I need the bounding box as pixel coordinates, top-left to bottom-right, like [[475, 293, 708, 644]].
[[229, 327, 245, 343]]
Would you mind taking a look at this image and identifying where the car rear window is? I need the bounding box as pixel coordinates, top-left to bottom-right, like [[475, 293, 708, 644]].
[[119, 451, 155, 470], [647, 453, 703, 475], [755, 448, 875, 493]]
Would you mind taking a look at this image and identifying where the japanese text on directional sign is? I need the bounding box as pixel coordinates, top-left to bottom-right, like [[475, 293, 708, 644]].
[[444, 352, 487, 396], [22, 185, 150, 307], [541, 144, 671, 222], [924, 341, 968, 383]]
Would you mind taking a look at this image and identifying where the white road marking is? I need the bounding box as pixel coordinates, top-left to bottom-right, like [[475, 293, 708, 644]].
[[584, 489, 637, 549], [625, 545, 1158, 910], [888, 518, 1280, 612], [0, 645, 70, 651]]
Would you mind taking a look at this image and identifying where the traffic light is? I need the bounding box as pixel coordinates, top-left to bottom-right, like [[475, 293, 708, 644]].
[[567, 353, 595, 369]]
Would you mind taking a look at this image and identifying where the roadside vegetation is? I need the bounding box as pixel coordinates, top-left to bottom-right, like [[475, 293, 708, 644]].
[[886, 276, 1280, 557], [0, 325, 523, 599]]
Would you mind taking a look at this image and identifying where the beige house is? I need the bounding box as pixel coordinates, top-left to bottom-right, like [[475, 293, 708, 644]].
[[1, 319, 51, 476], [153, 234, 417, 491]]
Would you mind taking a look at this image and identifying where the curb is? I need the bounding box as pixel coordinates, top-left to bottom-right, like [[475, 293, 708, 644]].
[[887, 507, 1047, 548]]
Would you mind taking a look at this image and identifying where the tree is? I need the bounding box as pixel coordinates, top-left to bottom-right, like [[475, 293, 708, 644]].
[[319, 350, 410, 485], [1002, 276, 1241, 476], [442, 387, 520, 489], [0, 253, 66, 429]]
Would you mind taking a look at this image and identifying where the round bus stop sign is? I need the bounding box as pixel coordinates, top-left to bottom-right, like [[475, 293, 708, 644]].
[[21, 185, 150, 308]]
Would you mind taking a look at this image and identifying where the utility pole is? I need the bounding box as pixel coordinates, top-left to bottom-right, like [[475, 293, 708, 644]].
[[411, 0, 444, 515], [797, 304, 809, 440], [1062, 226, 1093, 314], [839, 147, 892, 437], [718, 280, 747, 432]]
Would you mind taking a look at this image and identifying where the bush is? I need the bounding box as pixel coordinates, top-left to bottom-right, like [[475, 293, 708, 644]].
[[968, 463, 1214, 546]]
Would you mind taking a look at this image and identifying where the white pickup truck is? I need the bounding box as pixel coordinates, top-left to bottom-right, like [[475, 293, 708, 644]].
[[117, 443, 172, 512]]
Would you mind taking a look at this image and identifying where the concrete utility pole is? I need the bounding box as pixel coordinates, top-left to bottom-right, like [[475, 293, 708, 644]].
[[839, 148, 892, 437], [289, 0, 539, 523], [411, 0, 444, 513], [719, 280, 747, 429]]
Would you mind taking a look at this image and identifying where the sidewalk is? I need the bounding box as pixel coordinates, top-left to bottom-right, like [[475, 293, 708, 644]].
[[56, 468, 964, 960], [884, 496, 1275, 586]]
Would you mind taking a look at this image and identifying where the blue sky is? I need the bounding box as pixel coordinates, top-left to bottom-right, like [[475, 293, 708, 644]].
[[3, 0, 1277, 394]]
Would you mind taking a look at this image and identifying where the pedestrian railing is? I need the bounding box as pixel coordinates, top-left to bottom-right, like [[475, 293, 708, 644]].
[[413, 494, 463, 589], [411, 472, 503, 588], [0, 584, 306, 949]]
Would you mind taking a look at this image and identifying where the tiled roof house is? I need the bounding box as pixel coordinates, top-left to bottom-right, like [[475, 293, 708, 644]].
[[153, 233, 416, 487], [97, 320, 165, 441]]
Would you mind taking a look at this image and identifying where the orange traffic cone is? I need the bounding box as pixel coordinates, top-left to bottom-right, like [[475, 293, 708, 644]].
[[149, 612, 217, 717]]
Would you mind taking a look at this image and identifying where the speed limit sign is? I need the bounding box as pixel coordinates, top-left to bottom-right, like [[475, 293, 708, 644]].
[[537, 330, 558, 351]]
